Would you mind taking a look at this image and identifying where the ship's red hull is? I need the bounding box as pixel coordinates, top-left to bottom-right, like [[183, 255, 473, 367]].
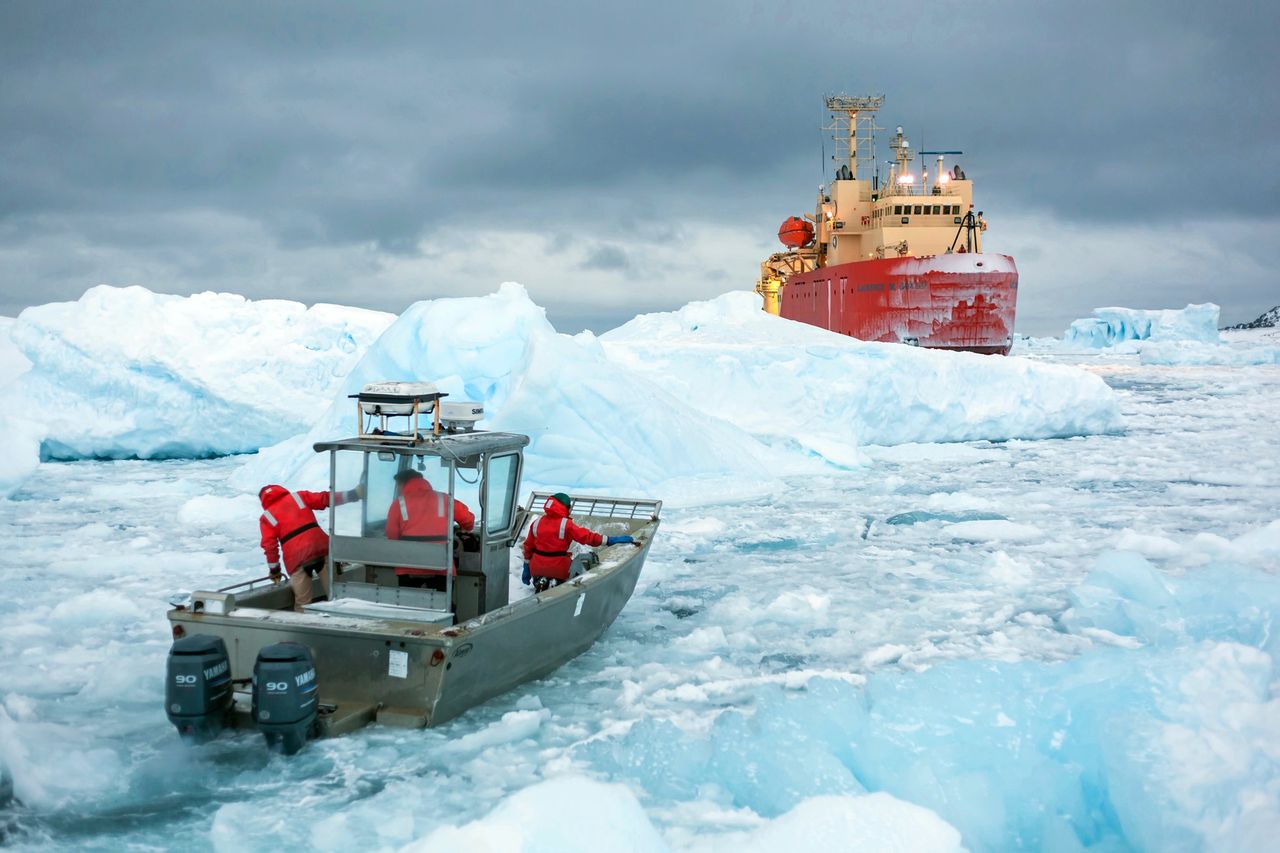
[[779, 253, 1019, 354]]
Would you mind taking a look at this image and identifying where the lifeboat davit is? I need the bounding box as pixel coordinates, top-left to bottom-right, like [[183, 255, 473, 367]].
[[777, 216, 814, 248]]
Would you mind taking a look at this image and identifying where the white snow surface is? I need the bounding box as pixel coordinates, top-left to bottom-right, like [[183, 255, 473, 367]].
[[1063, 302, 1221, 349], [897, 252, 1016, 276], [0, 286, 392, 495], [236, 286, 1121, 496]]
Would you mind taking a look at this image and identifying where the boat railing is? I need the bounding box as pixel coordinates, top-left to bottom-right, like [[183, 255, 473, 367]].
[[525, 492, 662, 521]]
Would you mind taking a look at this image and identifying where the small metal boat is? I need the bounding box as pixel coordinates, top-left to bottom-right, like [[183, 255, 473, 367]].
[[164, 382, 660, 752]]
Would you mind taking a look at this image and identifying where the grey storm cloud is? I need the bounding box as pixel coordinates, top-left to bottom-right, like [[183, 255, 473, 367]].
[[580, 244, 630, 272], [1, 0, 1278, 330]]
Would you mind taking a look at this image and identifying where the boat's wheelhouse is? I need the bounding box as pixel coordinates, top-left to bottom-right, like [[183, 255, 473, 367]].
[[313, 430, 529, 622]]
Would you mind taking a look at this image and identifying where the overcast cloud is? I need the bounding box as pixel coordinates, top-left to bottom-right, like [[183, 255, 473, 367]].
[[1, 0, 1277, 333]]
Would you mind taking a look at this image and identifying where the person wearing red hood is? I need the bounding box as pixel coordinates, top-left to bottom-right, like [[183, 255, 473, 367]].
[[521, 492, 633, 593], [259, 482, 361, 611], [387, 469, 476, 589]]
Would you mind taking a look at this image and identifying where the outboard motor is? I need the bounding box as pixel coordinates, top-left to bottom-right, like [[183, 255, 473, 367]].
[[251, 642, 318, 755], [165, 634, 232, 741]]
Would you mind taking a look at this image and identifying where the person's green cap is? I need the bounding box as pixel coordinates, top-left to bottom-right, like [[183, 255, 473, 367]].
[[394, 469, 424, 483], [551, 492, 571, 508]]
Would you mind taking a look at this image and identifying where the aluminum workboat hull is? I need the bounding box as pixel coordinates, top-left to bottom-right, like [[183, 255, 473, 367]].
[[168, 509, 656, 735]]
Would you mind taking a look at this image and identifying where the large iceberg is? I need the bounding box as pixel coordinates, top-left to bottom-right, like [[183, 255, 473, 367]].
[[602, 292, 1124, 458], [3, 283, 1127, 500], [236, 286, 1123, 495], [1063, 303, 1221, 349], [233, 284, 781, 497], [0, 286, 393, 495]]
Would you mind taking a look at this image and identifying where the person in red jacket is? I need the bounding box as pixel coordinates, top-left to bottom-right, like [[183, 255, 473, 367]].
[[259, 483, 360, 611], [521, 492, 633, 593], [386, 469, 475, 590]]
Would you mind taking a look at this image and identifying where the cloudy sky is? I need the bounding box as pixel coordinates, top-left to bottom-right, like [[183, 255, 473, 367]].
[[1, 0, 1277, 334]]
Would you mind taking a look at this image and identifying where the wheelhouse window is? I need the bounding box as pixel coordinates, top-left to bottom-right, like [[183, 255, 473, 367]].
[[485, 454, 519, 534], [331, 450, 454, 538]]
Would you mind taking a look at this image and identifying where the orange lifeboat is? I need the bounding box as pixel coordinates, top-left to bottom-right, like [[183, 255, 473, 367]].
[[777, 216, 814, 249]]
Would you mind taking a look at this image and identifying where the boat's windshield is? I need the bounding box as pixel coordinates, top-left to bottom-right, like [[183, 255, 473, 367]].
[[331, 450, 478, 538]]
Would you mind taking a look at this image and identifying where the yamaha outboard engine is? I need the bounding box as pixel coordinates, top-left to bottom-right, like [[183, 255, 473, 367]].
[[165, 634, 232, 741], [252, 642, 318, 755]]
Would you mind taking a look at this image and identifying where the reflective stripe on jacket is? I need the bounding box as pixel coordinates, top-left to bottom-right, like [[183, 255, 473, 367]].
[[259, 486, 332, 575], [386, 477, 475, 577], [521, 494, 603, 581]]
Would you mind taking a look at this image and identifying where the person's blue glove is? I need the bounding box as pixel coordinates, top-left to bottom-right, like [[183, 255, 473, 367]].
[[521, 561, 531, 585], [605, 535, 635, 546]]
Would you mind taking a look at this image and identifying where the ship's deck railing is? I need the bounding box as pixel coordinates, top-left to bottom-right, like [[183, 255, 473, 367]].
[[874, 185, 962, 199]]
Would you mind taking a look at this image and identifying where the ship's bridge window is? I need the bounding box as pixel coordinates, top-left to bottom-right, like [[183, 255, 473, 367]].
[[913, 205, 922, 215], [932, 205, 941, 215], [894, 205, 902, 215]]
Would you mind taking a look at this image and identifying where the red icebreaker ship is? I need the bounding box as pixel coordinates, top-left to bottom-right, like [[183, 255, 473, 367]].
[[755, 95, 1018, 354]]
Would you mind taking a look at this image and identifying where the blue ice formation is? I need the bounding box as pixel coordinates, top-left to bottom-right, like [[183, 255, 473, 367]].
[[885, 510, 1007, 525], [582, 550, 1280, 851], [233, 283, 781, 495], [3, 284, 1126, 498], [603, 292, 1125, 452], [236, 286, 1125, 494], [1063, 303, 1222, 349], [1139, 340, 1280, 366], [0, 286, 393, 496]]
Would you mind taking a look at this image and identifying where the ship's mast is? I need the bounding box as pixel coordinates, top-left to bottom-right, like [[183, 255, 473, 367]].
[[823, 94, 883, 181]]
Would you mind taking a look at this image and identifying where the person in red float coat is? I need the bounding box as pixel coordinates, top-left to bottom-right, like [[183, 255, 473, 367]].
[[521, 492, 633, 593], [259, 483, 360, 612], [386, 469, 475, 590]]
